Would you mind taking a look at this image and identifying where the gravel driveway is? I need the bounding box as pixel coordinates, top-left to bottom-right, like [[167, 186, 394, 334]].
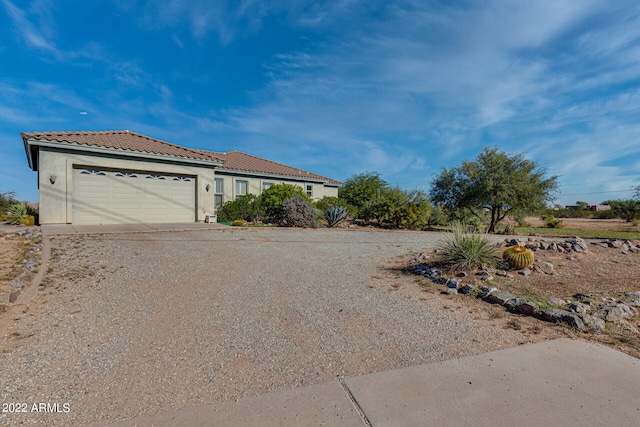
[[1, 227, 546, 426]]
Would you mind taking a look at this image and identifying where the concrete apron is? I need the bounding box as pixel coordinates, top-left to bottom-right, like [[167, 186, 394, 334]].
[[106, 339, 639, 427], [41, 222, 227, 235]]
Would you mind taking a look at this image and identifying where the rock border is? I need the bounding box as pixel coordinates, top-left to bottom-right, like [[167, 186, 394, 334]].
[[410, 237, 640, 335]]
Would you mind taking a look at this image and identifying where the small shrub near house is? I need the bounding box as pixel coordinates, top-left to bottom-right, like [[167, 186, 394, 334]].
[[217, 194, 263, 223], [436, 223, 500, 271], [278, 195, 318, 228]]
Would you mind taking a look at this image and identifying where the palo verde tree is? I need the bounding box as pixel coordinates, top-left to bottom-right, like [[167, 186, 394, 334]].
[[430, 147, 559, 233]]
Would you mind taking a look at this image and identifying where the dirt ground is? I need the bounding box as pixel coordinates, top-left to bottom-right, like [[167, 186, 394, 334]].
[[389, 233, 640, 359], [525, 216, 640, 233], [0, 234, 30, 303]]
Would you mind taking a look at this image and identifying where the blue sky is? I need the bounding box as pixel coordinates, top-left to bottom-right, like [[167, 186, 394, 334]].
[[1, 0, 639, 206]]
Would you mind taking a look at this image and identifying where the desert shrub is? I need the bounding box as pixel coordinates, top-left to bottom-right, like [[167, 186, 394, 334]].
[[542, 215, 564, 228], [1, 190, 18, 215], [261, 184, 311, 223], [604, 199, 640, 222], [217, 194, 263, 222], [8, 203, 28, 225], [427, 206, 449, 228], [230, 219, 246, 227], [21, 215, 35, 226], [436, 223, 499, 270], [325, 205, 349, 227], [278, 196, 318, 228]]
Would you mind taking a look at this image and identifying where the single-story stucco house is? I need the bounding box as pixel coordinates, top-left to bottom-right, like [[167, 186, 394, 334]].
[[22, 130, 342, 225]]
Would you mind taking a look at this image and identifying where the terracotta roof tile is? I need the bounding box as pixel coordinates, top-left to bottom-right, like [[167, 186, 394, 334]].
[[21, 130, 223, 163], [211, 150, 343, 185], [22, 130, 342, 185]]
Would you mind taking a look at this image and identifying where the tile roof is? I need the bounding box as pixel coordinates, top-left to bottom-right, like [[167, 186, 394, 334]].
[[21, 130, 343, 185], [212, 150, 343, 185], [21, 130, 223, 163]]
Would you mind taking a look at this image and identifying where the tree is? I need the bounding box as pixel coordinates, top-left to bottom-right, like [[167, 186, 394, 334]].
[[430, 147, 559, 233], [338, 172, 389, 218], [576, 201, 588, 210], [633, 185, 640, 200], [603, 199, 640, 222]]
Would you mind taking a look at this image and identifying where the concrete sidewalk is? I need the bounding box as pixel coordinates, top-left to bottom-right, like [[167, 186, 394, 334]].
[[106, 339, 639, 427], [41, 222, 227, 235]]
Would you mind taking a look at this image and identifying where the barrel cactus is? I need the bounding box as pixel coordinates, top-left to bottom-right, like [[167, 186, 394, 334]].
[[503, 245, 534, 270]]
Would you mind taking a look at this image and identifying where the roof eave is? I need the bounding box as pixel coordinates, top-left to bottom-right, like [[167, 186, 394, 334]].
[[215, 167, 339, 184], [23, 139, 224, 168]]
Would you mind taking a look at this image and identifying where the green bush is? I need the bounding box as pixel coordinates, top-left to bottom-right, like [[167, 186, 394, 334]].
[[217, 194, 263, 223], [436, 223, 500, 270], [542, 215, 564, 228], [8, 203, 29, 225], [261, 184, 311, 223], [278, 196, 318, 228], [1, 190, 18, 215], [230, 219, 246, 227], [315, 196, 357, 217]]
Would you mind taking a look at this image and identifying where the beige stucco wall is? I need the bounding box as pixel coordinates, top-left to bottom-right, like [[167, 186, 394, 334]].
[[214, 172, 339, 209], [37, 147, 217, 224]]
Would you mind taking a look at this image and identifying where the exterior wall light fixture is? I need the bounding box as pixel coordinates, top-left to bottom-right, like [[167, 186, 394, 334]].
[[50, 174, 57, 184]]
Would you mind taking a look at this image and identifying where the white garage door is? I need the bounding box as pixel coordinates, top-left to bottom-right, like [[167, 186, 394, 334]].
[[72, 168, 196, 225]]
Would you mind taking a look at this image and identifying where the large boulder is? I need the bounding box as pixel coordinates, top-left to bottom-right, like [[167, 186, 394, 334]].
[[541, 308, 586, 331]]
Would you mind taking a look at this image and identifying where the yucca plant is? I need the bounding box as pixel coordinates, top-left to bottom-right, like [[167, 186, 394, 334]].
[[436, 223, 500, 270], [325, 205, 349, 227], [503, 245, 534, 270], [7, 202, 28, 225]]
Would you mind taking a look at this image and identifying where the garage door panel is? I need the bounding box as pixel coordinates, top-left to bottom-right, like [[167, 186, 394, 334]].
[[73, 168, 196, 225]]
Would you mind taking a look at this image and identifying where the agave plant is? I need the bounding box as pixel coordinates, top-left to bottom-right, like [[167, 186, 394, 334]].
[[7, 202, 28, 225], [503, 245, 534, 270], [324, 205, 349, 227]]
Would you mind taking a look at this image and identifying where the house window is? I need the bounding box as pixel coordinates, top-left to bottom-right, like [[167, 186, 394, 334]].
[[306, 184, 313, 197], [214, 178, 224, 209], [236, 180, 248, 196], [262, 182, 273, 191]]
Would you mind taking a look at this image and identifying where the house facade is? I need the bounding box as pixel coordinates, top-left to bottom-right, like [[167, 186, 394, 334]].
[[22, 131, 342, 225]]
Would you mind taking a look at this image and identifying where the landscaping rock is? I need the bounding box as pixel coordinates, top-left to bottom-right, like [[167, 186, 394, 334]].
[[484, 291, 516, 306], [540, 308, 586, 331], [504, 297, 527, 310], [478, 286, 497, 299], [535, 261, 554, 275], [594, 304, 636, 322], [548, 298, 567, 307], [516, 301, 538, 315], [577, 313, 606, 334], [447, 279, 460, 289], [459, 284, 475, 295], [569, 301, 591, 314], [446, 288, 458, 296], [518, 269, 532, 277]]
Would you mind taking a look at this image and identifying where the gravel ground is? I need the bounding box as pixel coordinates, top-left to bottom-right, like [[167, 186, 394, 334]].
[[1, 227, 552, 426]]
